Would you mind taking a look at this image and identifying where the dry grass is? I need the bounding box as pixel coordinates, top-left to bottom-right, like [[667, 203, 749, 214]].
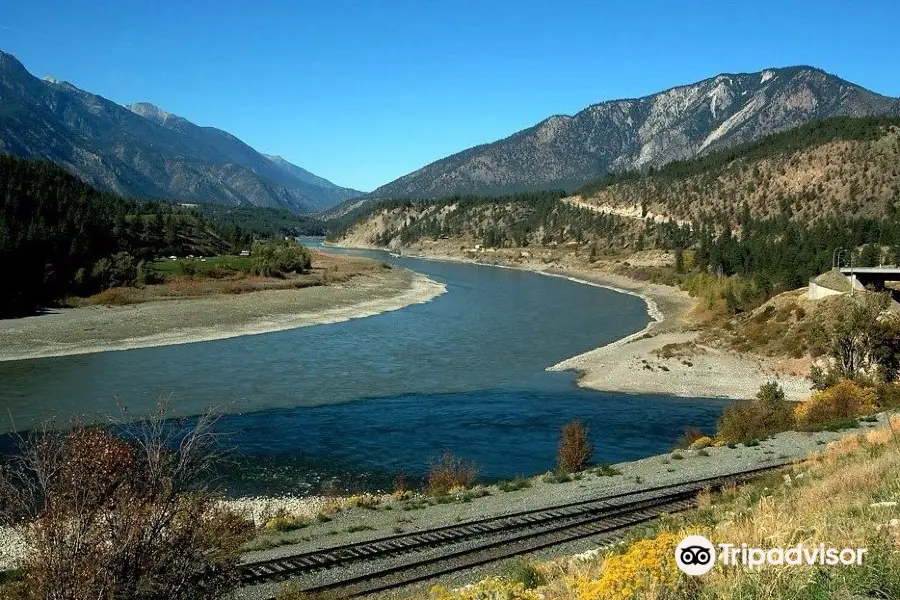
[[426, 452, 479, 496], [709, 290, 848, 360], [410, 418, 900, 600]]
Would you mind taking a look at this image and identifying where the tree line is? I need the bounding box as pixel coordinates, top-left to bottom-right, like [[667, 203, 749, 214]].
[[0, 154, 310, 316]]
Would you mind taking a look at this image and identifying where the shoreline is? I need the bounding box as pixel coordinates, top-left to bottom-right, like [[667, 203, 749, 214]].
[[232, 414, 893, 596], [0, 270, 446, 363], [331, 240, 811, 401], [2, 413, 893, 573]]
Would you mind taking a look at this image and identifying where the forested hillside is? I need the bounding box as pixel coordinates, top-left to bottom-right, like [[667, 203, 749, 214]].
[[333, 117, 900, 299], [0, 155, 246, 315], [194, 204, 326, 238], [575, 116, 900, 224]]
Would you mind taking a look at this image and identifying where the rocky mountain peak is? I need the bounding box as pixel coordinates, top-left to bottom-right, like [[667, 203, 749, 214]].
[[363, 65, 899, 200], [0, 50, 363, 212], [126, 101, 175, 125]]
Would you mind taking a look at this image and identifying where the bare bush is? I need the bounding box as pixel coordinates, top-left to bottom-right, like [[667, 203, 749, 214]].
[[557, 419, 593, 474], [426, 451, 479, 496], [0, 404, 251, 600]]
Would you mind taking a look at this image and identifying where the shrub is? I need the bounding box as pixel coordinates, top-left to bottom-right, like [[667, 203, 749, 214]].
[[90, 252, 138, 290], [502, 560, 546, 589], [498, 477, 532, 492], [393, 470, 408, 495], [263, 511, 310, 532], [875, 382, 900, 409], [557, 419, 593, 473], [0, 407, 252, 600], [347, 494, 380, 509], [89, 287, 141, 306], [430, 577, 541, 600], [575, 532, 685, 600], [716, 381, 794, 444], [688, 436, 714, 450], [674, 426, 707, 449], [795, 380, 878, 429], [251, 239, 312, 277], [542, 471, 573, 484], [135, 260, 162, 286], [426, 451, 479, 496], [593, 464, 621, 477]]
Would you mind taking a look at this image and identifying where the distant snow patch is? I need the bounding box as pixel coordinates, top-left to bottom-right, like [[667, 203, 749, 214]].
[[761, 70, 776, 83]]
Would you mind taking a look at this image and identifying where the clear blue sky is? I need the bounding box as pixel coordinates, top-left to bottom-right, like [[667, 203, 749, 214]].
[[2, 0, 898, 191]]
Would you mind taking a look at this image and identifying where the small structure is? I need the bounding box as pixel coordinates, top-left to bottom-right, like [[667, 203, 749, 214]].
[[839, 267, 900, 293], [809, 267, 900, 301], [239, 250, 251, 257]]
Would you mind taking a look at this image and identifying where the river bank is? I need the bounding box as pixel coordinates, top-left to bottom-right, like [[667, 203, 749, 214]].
[[2, 412, 893, 576], [231, 413, 894, 600], [330, 239, 811, 401], [0, 267, 445, 362]]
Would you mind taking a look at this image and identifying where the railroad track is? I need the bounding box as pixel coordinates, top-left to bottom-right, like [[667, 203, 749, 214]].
[[240, 462, 788, 598]]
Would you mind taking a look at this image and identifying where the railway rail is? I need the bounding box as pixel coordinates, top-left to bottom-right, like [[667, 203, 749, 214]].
[[240, 462, 790, 598]]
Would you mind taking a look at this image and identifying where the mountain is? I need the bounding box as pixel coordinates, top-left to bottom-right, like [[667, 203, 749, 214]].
[[0, 51, 362, 212], [366, 66, 899, 201], [334, 116, 900, 250], [261, 153, 361, 204]]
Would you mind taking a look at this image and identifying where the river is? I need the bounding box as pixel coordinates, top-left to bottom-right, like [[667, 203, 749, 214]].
[[0, 243, 729, 494]]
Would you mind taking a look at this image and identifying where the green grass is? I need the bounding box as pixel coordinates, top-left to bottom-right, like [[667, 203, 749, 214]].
[[821, 419, 859, 432], [151, 255, 254, 277], [592, 464, 622, 477], [498, 476, 532, 492], [502, 560, 546, 589], [542, 472, 573, 484]]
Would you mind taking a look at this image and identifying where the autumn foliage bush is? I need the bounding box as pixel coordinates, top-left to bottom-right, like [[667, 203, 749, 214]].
[[426, 451, 479, 496], [716, 381, 795, 444], [574, 532, 686, 600], [557, 419, 593, 474], [794, 379, 877, 428], [0, 409, 251, 600]]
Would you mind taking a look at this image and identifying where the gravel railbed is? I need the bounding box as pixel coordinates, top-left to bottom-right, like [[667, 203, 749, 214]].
[[230, 414, 893, 599]]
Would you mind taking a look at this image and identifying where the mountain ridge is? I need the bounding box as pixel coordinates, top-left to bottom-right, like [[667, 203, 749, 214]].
[[0, 50, 362, 212], [362, 65, 899, 203]]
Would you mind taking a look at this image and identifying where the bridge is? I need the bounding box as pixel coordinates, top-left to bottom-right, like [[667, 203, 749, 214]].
[[840, 267, 900, 290], [839, 267, 900, 301]]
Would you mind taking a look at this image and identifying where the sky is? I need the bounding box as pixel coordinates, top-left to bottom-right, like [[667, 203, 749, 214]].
[[2, 1, 898, 192]]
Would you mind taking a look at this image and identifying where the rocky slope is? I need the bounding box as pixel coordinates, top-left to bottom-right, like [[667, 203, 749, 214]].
[[334, 117, 900, 250], [0, 51, 361, 212], [365, 66, 898, 201]]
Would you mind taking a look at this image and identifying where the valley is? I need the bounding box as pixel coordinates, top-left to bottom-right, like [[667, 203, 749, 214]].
[[2, 20, 900, 598]]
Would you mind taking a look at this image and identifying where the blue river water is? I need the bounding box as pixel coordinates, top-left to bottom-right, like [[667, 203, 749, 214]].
[[0, 242, 730, 494]]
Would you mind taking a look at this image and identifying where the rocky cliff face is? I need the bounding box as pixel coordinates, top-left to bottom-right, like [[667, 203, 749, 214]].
[[368, 66, 898, 199], [0, 51, 361, 212]]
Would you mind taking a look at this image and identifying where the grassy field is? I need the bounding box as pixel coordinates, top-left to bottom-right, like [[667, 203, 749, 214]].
[[150, 255, 255, 277], [77, 251, 390, 306]]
